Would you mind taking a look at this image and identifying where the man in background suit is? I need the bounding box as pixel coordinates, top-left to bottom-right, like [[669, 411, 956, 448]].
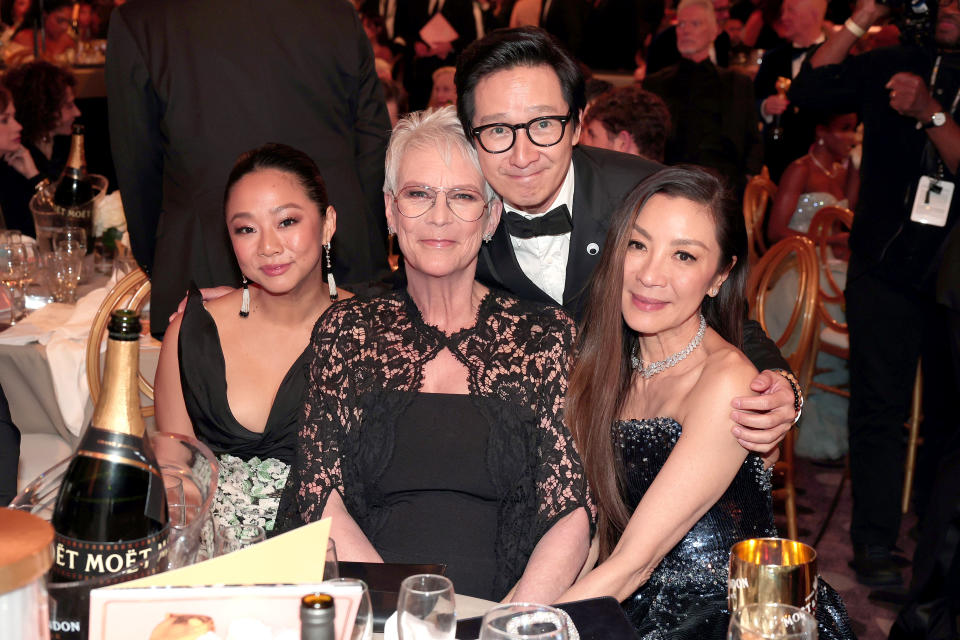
[[646, 0, 733, 74], [455, 26, 801, 453], [539, 0, 587, 58], [644, 0, 762, 196], [106, 0, 391, 337], [754, 0, 827, 181]]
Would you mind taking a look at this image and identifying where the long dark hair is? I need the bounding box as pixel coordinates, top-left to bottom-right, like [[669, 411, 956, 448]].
[[2, 60, 75, 144], [567, 166, 747, 559]]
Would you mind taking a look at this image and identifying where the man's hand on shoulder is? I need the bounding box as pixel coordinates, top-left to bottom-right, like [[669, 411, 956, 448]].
[[729, 369, 800, 461]]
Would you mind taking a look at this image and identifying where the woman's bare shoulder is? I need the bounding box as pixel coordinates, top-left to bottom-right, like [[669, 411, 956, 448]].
[[686, 336, 758, 413]]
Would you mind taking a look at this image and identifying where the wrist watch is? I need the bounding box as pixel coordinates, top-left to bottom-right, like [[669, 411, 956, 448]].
[[924, 111, 947, 128]]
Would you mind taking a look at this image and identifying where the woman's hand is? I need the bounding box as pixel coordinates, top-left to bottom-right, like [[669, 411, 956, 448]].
[[2, 145, 39, 180], [729, 369, 797, 455]]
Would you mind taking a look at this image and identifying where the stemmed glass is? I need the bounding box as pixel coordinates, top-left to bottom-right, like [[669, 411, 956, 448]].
[[397, 574, 456, 640], [479, 603, 570, 640], [47, 250, 83, 303], [0, 242, 28, 323]]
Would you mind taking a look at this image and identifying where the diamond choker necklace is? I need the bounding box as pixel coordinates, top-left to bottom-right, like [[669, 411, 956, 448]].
[[630, 313, 707, 378]]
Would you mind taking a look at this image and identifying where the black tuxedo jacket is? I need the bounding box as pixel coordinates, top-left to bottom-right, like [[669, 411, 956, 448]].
[[476, 145, 789, 372], [541, 0, 587, 57], [754, 44, 818, 182], [477, 146, 658, 320], [106, 0, 391, 336]]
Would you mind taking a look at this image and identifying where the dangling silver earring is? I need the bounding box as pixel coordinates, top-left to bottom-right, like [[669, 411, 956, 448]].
[[482, 232, 493, 243], [325, 242, 338, 301], [239, 275, 250, 317], [387, 225, 396, 236], [818, 138, 825, 146]]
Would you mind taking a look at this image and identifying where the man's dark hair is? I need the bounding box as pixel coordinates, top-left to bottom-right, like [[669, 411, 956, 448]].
[[584, 85, 672, 162], [455, 27, 585, 141]]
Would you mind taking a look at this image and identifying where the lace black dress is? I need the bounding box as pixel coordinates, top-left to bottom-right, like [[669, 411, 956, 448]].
[[275, 288, 594, 600], [618, 417, 855, 640]]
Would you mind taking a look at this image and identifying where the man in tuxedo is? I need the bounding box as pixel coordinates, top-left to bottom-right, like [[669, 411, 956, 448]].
[[539, 0, 587, 58], [455, 27, 801, 451], [644, 0, 762, 196], [106, 0, 391, 337], [754, 0, 827, 181]]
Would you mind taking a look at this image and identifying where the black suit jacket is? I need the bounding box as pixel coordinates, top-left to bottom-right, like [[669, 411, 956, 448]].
[[541, 0, 587, 57], [106, 0, 391, 336], [476, 145, 788, 372], [754, 44, 818, 182], [646, 27, 731, 75]]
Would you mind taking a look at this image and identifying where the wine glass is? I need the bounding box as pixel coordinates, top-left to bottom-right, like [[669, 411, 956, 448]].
[[321, 577, 373, 640], [213, 523, 265, 556], [728, 603, 817, 640], [47, 250, 83, 303], [480, 603, 571, 640], [0, 242, 28, 323], [55, 226, 88, 254], [397, 574, 456, 640]]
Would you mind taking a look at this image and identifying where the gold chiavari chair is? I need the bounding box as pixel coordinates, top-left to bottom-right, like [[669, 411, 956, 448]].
[[743, 168, 777, 265], [806, 206, 854, 397], [85, 267, 154, 417], [747, 236, 820, 540]]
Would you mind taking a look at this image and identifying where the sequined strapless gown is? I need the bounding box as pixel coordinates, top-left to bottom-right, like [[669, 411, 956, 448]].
[[617, 417, 855, 640]]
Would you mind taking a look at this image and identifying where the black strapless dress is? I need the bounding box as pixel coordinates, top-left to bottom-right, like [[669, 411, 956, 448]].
[[617, 417, 855, 640]]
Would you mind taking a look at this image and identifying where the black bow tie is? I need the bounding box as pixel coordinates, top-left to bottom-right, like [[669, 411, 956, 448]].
[[791, 45, 811, 60], [503, 205, 573, 239]]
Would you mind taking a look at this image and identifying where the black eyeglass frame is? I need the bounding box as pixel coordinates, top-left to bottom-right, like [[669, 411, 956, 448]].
[[470, 112, 574, 154], [390, 186, 492, 222]]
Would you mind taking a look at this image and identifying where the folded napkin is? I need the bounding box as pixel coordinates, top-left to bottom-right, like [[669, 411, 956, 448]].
[[0, 302, 76, 345]]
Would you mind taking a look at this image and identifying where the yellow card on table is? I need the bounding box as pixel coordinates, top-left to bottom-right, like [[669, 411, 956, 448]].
[[109, 517, 331, 588]]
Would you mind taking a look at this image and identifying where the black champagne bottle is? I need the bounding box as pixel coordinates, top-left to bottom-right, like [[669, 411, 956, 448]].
[[52, 124, 95, 222], [49, 309, 168, 639]]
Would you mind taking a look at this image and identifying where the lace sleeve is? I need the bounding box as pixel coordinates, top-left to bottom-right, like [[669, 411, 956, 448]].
[[533, 308, 596, 536], [276, 302, 359, 530]]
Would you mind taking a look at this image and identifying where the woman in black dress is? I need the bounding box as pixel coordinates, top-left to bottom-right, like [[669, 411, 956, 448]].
[[0, 82, 41, 236], [155, 143, 348, 532], [276, 106, 593, 602]]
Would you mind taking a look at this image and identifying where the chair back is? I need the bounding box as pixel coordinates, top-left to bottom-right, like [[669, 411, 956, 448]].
[[806, 205, 853, 334], [743, 168, 777, 263], [85, 268, 154, 416], [746, 235, 819, 390]]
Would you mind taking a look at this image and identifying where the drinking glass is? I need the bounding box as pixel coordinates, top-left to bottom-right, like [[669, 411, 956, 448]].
[[728, 538, 818, 616], [213, 523, 265, 556], [324, 538, 339, 580], [321, 577, 373, 640], [728, 603, 817, 640], [397, 574, 456, 640], [0, 242, 28, 323], [162, 470, 185, 507], [54, 227, 88, 254], [480, 603, 570, 640], [167, 503, 215, 569], [47, 250, 83, 303]]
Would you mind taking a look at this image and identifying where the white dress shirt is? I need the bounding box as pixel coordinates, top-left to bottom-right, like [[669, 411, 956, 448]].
[[504, 163, 576, 304]]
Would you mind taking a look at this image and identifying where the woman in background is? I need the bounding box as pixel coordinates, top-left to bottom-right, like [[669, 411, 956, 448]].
[[0, 82, 41, 236], [11, 0, 75, 60], [3, 60, 81, 178]]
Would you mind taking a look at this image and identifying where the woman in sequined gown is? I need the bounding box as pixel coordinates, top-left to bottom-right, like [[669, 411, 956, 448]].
[[559, 167, 854, 639], [768, 112, 860, 243]]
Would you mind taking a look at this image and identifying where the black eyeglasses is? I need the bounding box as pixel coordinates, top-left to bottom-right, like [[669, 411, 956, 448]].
[[471, 112, 573, 154], [391, 185, 490, 222]]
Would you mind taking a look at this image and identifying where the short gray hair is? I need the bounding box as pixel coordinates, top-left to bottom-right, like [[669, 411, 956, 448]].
[[677, 0, 717, 27], [383, 106, 496, 202]]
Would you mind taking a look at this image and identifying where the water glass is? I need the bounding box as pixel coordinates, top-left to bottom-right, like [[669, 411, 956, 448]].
[[213, 523, 266, 556], [480, 603, 570, 640], [55, 227, 87, 254], [728, 603, 817, 640], [397, 574, 456, 640], [162, 470, 185, 507], [321, 577, 373, 640], [47, 250, 83, 303], [325, 538, 339, 580]]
